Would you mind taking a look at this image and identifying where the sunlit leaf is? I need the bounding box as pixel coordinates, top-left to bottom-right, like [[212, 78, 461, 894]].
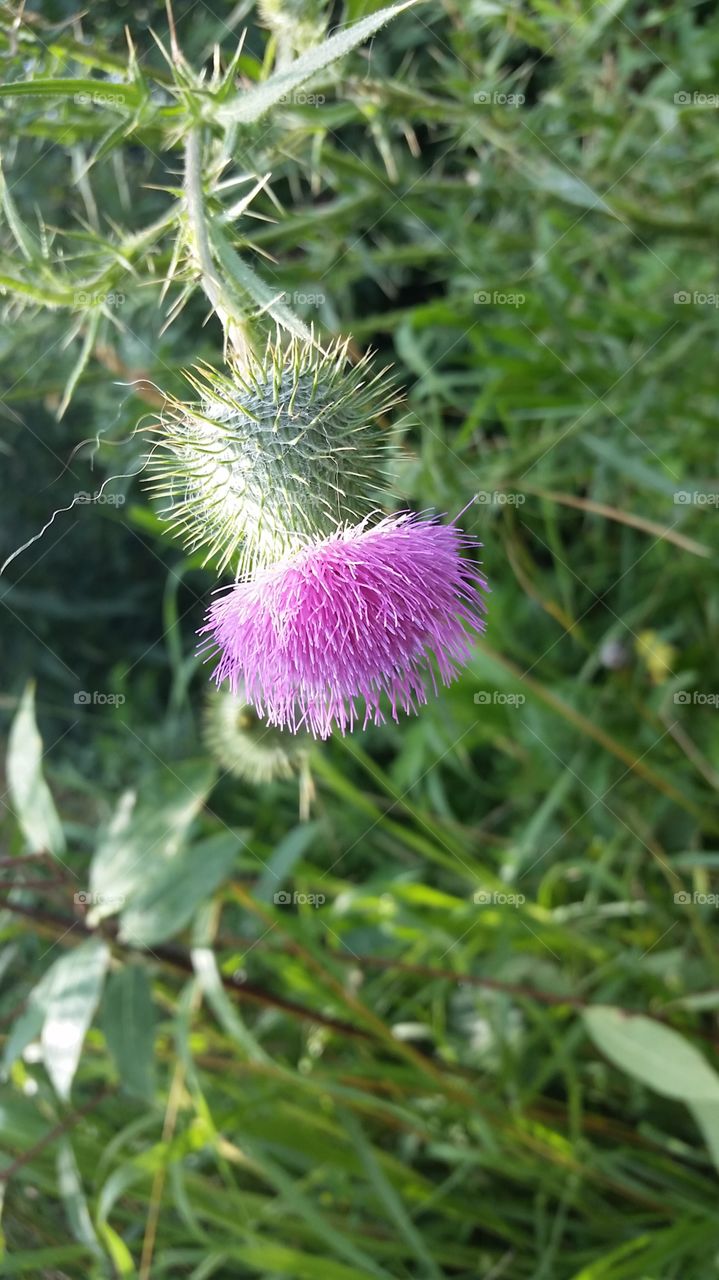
[[6, 682, 65, 856]]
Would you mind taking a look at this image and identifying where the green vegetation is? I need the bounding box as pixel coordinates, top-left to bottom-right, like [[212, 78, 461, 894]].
[[0, 1, 718, 1276]]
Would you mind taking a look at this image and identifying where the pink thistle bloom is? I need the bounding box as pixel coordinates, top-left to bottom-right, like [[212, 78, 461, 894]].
[[199, 513, 488, 740]]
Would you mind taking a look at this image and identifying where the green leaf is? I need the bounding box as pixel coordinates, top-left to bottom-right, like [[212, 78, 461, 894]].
[[56, 1139, 104, 1261], [40, 939, 110, 1100], [526, 161, 613, 213], [340, 1108, 443, 1280], [238, 1139, 394, 1279], [221, 1239, 385, 1280], [254, 821, 323, 904], [191, 946, 270, 1064], [6, 682, 65, 856], [96, 1165, 144, 1275], [216, 2, 416, 126], [688, 1099, 719, 1174], [0, 157, 37, 261], [118, 830, 241, 947], [57, 310, 101, 419], [100, 965, 156, 1101], [582, 435, 679, 496], [88, 762, 215, 925], [1, 971, 53, 1076], [2, 1006, 44, 1079], [0, 78, 141, 108], [584, 1006, 719, 1102], [569, 1233, 656, 1280], [0, 1246, 96, 1275], [209, 226, 313, 342]]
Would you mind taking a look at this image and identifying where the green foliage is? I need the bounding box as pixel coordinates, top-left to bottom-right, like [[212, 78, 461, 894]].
[[1, 1, 719, 1278]]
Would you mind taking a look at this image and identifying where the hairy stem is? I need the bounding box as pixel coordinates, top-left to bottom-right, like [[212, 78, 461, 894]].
[[184, 127, 252, 364]]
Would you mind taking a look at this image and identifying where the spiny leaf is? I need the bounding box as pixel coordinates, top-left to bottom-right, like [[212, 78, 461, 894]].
[[215, 2, 418, 126]]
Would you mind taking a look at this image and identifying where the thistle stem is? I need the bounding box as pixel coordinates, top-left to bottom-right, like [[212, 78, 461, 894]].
[[184, 127, 252, 364]]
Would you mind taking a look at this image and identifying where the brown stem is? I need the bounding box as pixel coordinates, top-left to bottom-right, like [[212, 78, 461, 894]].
[[213, 929, 719, 1051], [0, 900, 371, 1042], [0, 1087, 113, 1184]]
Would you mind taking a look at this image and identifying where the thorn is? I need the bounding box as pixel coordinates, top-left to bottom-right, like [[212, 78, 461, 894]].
[[124, 25, 137, 63], [165, 0, 182, 65], [148, 26, 174, 71]]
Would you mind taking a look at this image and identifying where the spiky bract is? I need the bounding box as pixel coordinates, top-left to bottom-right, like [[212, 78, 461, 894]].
[[203, 688, 308, 784], [146, 337, 398, 577], [199, 512, 488, 739]]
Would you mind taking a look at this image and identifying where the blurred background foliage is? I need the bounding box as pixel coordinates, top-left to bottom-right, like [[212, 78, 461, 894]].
[[1, 0, 718, 1276]]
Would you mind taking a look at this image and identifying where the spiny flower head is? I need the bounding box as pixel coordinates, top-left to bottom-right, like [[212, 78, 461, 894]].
[[146, 336, 398, 577], [260, 0, 328, 53], [203, 689, 309, 784], [199, 512, 488, 740]]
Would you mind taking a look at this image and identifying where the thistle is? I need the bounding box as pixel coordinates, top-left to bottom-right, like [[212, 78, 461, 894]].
[[260, 0, 329, 58], [146, 336, 398, 577], [203, 688, 309, 784], [200, 512, 488, 739]]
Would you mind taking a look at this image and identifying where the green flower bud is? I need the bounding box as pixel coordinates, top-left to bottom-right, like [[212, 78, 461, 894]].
[[146, 337, 398, 576], [203, 689, 310, 785]]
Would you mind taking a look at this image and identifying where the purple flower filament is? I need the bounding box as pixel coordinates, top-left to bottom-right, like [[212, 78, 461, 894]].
[[200, 513, 488, 739]]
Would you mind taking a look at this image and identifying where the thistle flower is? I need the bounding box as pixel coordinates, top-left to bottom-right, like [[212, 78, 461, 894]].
[[146, 336, 398, 577], [260, 0, 329, 57], [203, 688, 309, 784], [199, 512, 488, 739]]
